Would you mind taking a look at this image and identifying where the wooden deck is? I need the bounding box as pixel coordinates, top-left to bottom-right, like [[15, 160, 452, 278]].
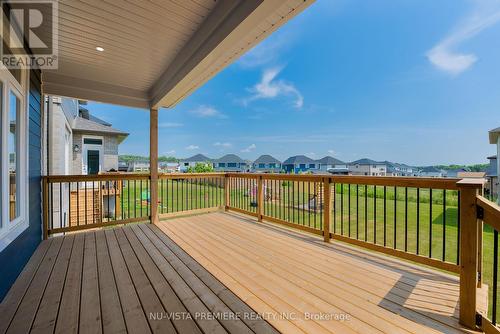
[[159, 212, 487, 334], [0, 222, 278, 334], [0, 211, 489, 334]]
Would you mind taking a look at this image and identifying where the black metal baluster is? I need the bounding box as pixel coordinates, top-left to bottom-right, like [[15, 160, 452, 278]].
[[457, 191, 460, 265], [416, 188, 420, 255], [348, 184, 351, 237], [60, 183, 63, 228], [405, 187, 408, 252], [364, 184, 368, 242], [493, 230, 498, 324], [383, 186, 386, 246], [374, 186, 377, 244], [394, 187, 397, 249], [443, 190, 446, 261], [333, 183, 336, 233], [76, 182, 79, 226], [340, 184, 344, 234], [68, 182, 71, 227], [429, 189, 433, 258]]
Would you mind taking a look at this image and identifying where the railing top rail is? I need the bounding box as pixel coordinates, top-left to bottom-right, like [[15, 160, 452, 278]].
[[226, 173, 463, 190], [44, 173, 151, 182], [476, 195, 500, 232], [159, 172, 226, 179]]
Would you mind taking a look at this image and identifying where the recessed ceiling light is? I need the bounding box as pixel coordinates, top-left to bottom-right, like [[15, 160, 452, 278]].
[[96, 46, 104, 52]]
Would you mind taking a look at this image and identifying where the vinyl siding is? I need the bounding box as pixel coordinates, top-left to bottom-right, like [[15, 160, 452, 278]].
[[0, 69, 42, 300]]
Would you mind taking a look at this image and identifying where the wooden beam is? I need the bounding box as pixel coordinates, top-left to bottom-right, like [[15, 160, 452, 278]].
[[42, 177, 49, 240], [150, 108, 159, 225], [457, 179, 483, 329]]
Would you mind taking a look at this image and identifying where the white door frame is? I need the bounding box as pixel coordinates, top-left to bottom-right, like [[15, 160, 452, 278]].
[[82, 135, 104, 175]]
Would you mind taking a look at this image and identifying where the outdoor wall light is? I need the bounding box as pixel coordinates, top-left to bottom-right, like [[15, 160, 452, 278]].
[[96, 46, 104, 52], [73, 144, 80, 153]]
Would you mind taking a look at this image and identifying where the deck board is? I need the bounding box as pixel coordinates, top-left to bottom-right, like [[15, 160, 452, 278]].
[[0, 219, 276, 334], [158, 212, 484, 334], [0, 211, 489, 333]]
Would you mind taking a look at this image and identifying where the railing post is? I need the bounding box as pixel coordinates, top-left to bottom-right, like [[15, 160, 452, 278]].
[[150, 107, 159, 225], [224, 175, 230, 211], [257, 176, 263, 222], [42, 177, 49, 240], [323, 178, 331, 242], [457, 179, 485, 329]]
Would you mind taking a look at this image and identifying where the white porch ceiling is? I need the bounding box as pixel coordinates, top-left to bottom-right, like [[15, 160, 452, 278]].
[[41, 0, 314, 109]]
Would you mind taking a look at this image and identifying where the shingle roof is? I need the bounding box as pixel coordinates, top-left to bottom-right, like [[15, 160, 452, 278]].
[[316, 156, 345, 165], [214, 154, 245, 163], [421, 166, 443, 173], [283, 155, 316, 164], [350, 158, 381, 165], [254, 155, 281, 164], [73, 117, 129, 137], [183, 154, 212, 162]]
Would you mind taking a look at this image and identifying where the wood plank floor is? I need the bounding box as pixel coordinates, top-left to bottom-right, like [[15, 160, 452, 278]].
[[159, 212, 486, 334], [0, 223, 278, 334]]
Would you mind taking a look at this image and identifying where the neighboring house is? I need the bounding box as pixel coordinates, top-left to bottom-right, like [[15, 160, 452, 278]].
[[490, 127, 500, 203], [118, 161, 129, 172], [282, 155, 318, 173], [419, 166, 446, 178], [486, 156, 498, 200], [445, 168, 469, 178], [128, 160, 150, 172], [348, 158, 387, 176], [48, 97, 129, 176], [317, 156, 347, 174], [213, 154, 248, 172], [179, 154, 212, 172], [159, 162, 180, 173], [384, 161, 416, 177], [252, 155, 282, 173]]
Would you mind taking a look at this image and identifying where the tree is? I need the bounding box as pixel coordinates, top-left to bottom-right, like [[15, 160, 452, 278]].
[[187, 163, 214, 173]]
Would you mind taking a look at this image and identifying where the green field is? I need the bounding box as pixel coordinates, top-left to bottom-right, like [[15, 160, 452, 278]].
[[116, 180, 498, 318]]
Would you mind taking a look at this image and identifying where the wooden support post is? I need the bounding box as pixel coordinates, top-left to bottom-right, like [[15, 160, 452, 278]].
[[225, 175, 230, 211], [42, 177, 49, 239], [150, 108, 159, 225], [323, 178, 331, 242], [257, 176, 263, 222], [457, 179, 485, 329]]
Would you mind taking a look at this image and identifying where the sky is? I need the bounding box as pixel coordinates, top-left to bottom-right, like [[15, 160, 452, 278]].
[[87, 0, 500, 166]]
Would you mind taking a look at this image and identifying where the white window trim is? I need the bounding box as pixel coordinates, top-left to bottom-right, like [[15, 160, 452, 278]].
[[0, 63, 30, 252]]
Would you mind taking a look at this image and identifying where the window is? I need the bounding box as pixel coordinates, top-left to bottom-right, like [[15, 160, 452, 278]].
[[309, 164, 316, 169], [219, 163, 226, 167], [228, 163, 237, 168], [299, 164, 306, 169], [269, 163, 276, 168], [83, 138, 103, 145], [184, 162, 189, 166], [0, 63, 28, 249], [258, 163, 265, 168]]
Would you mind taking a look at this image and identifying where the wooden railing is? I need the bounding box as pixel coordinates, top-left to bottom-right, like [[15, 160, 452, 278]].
[[43, 172, 492, 330]]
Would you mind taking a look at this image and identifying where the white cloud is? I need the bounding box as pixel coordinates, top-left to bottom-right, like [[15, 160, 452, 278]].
[[305, 152, 316, 157], [241, 144, 256, 153], [164, 150, 176, 155], [185, 145, 199, 150], [213, 142, 232, 148], [327, 150, 336, 155], [159, 122, 183, 128], [427, 2, 500, 75], [245, 67, 303, 108], [188, 105, 225, 118]]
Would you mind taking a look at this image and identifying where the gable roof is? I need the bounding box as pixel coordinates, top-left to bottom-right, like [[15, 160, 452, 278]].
[[254, 155, 281, 164], [214, 154, 245, 164], [420, 166, 444, 173], [350, 158, 381, 165], [72, 117, 129, 142], [316, 156, 345, 165], [183, 154, 212, 162], [283, 155, 316, 164]]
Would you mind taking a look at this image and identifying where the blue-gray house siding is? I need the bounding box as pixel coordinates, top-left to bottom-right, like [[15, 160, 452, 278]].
[[0, 69, 42, 300]]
